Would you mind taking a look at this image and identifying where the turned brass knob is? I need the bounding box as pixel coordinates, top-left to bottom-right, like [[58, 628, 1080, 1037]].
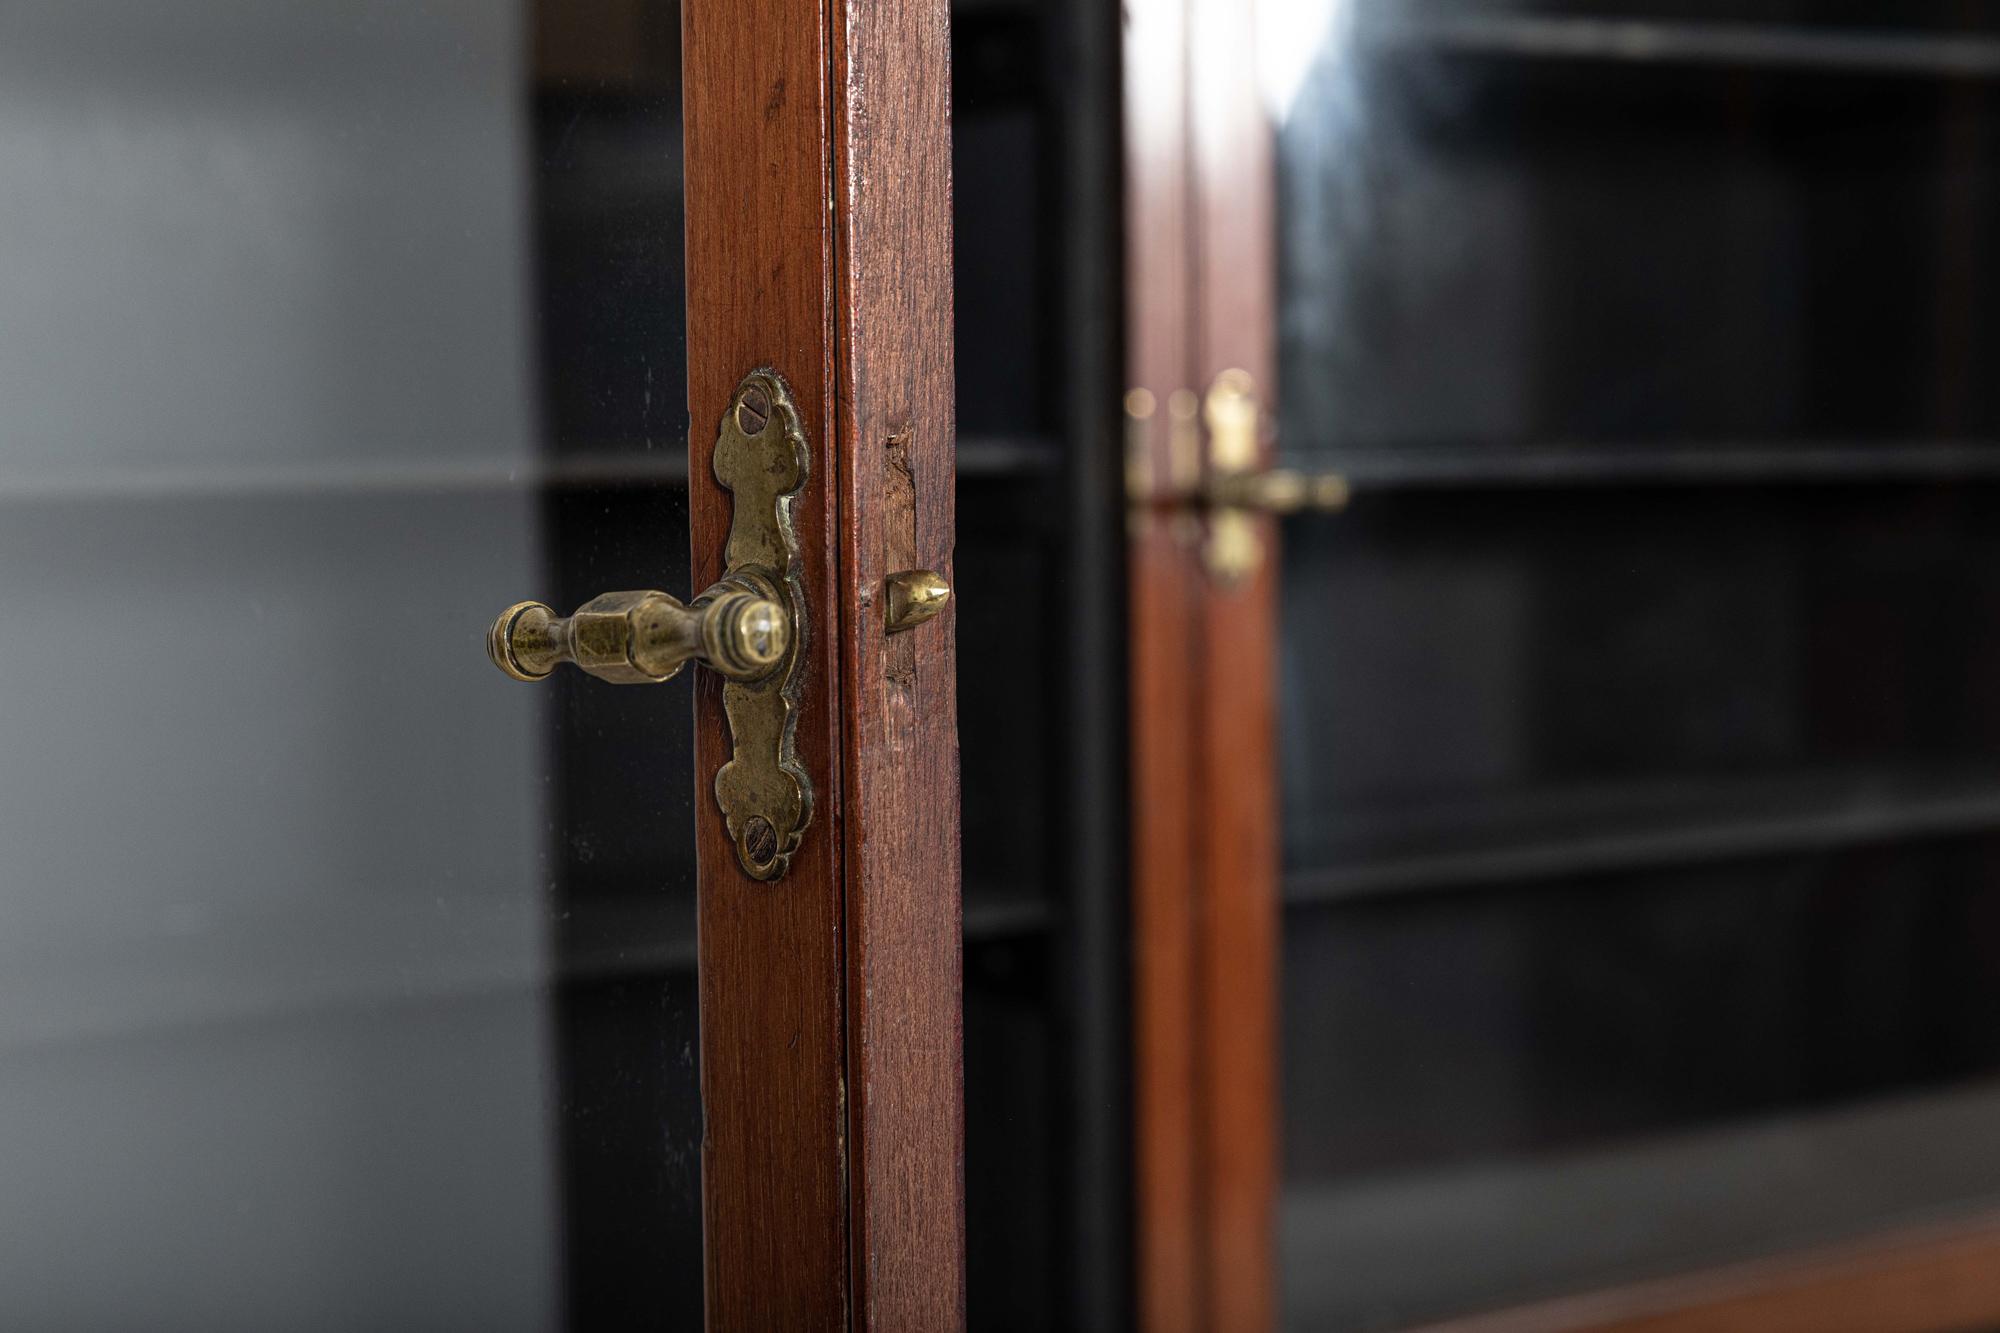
[[488, 580, 791, 686]]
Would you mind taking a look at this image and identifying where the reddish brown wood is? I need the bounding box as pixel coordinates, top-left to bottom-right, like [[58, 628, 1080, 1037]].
[[1126, 0, 1280, 1329], [1192, 553, 1278, 1333], [1420, 1212, 2000, 1333], [684, 1, 846, 1324], [1126, 0, 1203, 1328], [1187, 0, 1281, 1327], [683, 0, 962, 1327], [828, 0, 967, 1327], [1131, 525, 1204, 1333]]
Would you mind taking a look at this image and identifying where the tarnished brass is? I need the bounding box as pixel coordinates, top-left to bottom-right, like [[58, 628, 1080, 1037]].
[[1206, 468, 1351, 514], [486, 369, 814, 881], [1124, 369, 1351, 581], [884, 569, 951, 633], [1203, 369, 1261, 475], [710, 370, 812, 882], [487, 584, 789, 685]]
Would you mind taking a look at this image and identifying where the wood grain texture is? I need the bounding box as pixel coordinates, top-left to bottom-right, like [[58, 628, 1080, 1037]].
[[684, 0, 962, 1326], [1419, 1213, 2000, 1333], [685, 0, 846, 1325], [829, 0, 967, 1327]]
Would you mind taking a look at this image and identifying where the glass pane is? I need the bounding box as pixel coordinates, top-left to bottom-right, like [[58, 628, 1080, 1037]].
[[1270, 2, 2000, 1325], [1274, 0, 2000, 471], [0, 2, 698, 1326], [952, 0, 1111, 1325]]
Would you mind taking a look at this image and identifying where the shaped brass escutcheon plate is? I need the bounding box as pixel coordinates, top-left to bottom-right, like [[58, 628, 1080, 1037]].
[[710, 369, 813, 881], [485, 368, 812, 882]]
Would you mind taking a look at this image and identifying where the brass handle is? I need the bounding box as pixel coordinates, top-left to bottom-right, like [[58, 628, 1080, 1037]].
[[1126, 369, 1351, 582], [483, 369, 815, 882], [1125, 371, 1351, 515], [1203, 468, 1350, 514], [488, 579, 791, 686]]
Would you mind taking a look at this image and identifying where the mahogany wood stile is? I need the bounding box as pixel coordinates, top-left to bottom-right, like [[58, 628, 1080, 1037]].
[[683, 0, 965, 1327], [1126, 0, 1281, 1329], [1187, 2, 1280, 1329], [1125, 0, 1201, 1325]]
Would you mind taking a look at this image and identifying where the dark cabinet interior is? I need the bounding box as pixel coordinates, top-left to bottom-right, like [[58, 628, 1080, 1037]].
[[1273, 4, 2000, 1326]]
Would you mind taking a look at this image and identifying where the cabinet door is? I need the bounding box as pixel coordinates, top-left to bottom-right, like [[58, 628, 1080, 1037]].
[[0, 1, 961, 1328], [1128, 2, 2000, 1330]]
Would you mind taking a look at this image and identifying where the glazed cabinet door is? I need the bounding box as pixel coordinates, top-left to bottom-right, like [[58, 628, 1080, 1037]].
[[0, 1, 961, 1328], [1130, 1, 2000, 1330]]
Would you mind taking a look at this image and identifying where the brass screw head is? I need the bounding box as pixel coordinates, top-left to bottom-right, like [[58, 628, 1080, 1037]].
[[735, 386, 771, 436], [742, 816, 779, 870]]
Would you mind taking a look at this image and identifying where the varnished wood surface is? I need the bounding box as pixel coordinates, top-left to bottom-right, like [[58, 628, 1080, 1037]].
[[684, 0, 962, 1326], [1187, 0, 1280, 1326], [1125, 0, 1203, 1327], [684, 0, 847, 1325], [1127, 0, 1280, 1328], [1421, 1212, 2000, 1333], [1194, 549, 1279, 1333], [829, 0, 967, 1327], [1131, 523, 1205, 1333]]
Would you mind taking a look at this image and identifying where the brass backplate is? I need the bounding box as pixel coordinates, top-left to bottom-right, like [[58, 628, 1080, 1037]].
[[711, 370, 813, 882]]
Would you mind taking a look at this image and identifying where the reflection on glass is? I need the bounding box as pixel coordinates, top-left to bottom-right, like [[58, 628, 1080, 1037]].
[[1278, 1, 2000, 466], [0, 2, 695, 1327], [1272, 3, 2000, 1327]]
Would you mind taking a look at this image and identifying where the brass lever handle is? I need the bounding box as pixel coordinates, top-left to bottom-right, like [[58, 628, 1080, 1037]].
[[483, 368, 815, 882], [488, 580, 791, 686], [1125, 372, 1351, 515], [1203, 468, 1351, 514], [1126, 369, 1351, 582]]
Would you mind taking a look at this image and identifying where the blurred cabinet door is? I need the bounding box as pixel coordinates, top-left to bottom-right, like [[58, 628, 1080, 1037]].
[[1127, 2, 2000, 1331], [0, 0, 961, 1328]]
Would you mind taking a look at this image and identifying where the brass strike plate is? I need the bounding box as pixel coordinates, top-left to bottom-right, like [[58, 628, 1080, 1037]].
[[711, 370, 814, 881]]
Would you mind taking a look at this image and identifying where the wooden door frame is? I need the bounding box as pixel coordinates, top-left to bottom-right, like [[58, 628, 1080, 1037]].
[[683, 1, 964, 1327], [1125, 0, 1282, 1329]]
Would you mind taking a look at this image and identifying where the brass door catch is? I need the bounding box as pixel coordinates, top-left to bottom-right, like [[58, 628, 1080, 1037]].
[[487, 369, 813, 882], [884, 569, 950, 633], [1126, 370, 1350, 580]]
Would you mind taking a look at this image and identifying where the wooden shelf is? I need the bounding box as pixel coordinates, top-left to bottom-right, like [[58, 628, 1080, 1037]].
[[1283, 1079, 2000, 1329], [556, 886, 1052, 985], [1368, 16, 2000, 79], [1287, 441, 2000, 492], [0, 888, 1053, 1059], [957, 433, 1063, 477], [1286, 768, 2000, 903], [0, 435, 1056, 506]]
